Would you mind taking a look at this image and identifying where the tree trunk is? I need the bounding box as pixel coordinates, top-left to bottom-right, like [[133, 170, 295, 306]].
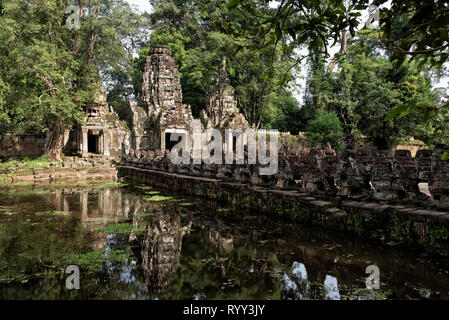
[[44, 122, 65, 161], [327, 29, 347, 75]]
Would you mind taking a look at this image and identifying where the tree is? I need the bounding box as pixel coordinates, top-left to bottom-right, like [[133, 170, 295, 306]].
[[0, 0, 150, 159], [228, 0, 449, 124], [228, 0, 449, 67], [300, 31, 445, 149], [261, 92, 302, 134], [306, 109, 343, 151]]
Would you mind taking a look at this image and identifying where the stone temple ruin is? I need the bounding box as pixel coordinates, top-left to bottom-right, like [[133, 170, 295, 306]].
[[0, 89, 131, 161], [63, 90, 130, 158], [1, 45, 448, 211], [127, 46, 249, 155], [200, 56, 248, 131], [0, 45, 250, 162]]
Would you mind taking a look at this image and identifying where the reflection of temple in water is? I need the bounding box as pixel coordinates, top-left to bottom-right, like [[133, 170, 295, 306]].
[[48, 189, 135, 250], [139, 211, 191, 294], [208, 230, 234, 254]]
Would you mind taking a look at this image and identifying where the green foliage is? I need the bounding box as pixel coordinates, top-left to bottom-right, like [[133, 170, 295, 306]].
[[261, 92, 302, 134], [229, 0, 449, 68], [229, 0, 449, 123], [0, 156, 50, 170], [302, 32, 445, 148], [388, 217, 411, 244], [414, 107, 449, 148], [443, 151, 449, 161], [306, 109, 343, 151]]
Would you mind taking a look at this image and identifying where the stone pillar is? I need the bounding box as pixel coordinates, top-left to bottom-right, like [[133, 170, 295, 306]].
[[63, 129, 70, 150], [81, 127, 88, 157], [103, 128, 110, 156], [160, 129, 166, 152]]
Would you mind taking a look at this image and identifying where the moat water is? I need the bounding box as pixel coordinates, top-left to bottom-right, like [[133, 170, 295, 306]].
[[1, 183, 449, 300]]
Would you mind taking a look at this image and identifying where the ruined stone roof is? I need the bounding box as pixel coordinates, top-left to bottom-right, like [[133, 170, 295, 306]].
[[202, 56, 248, 130]]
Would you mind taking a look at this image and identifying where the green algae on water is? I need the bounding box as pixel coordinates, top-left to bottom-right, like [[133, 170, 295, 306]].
[[96, 223, 146, 234], [143, 195, 173, 202]]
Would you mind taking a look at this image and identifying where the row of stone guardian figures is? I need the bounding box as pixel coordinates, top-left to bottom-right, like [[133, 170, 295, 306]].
[[121, 143, 449, 210]]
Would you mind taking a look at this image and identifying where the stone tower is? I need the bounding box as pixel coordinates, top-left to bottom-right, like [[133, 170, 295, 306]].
[[129, 46, 194, 151], [201, 56, 248, 130], [139, 46, 184, 117]]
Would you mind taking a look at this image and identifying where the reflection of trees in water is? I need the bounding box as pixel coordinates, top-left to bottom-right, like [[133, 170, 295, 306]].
[[50, 188, 194, 295], [281, 261, 341, 300], [137, 208, 191, 295]]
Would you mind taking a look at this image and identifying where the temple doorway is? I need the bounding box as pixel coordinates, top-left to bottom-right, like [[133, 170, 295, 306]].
[[165, 132, 182, 151], [88, 131, 99, 153], [163, 129, 189, 152]]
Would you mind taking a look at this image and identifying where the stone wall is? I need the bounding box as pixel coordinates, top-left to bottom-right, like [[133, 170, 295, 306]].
[[0, 133, 46, 160]]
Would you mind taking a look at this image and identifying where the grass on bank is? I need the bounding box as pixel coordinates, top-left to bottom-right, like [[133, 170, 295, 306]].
[[0, 156, 50, 170]]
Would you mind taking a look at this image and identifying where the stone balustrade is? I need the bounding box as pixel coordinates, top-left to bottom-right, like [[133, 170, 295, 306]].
[[120, 144, 449, 210]]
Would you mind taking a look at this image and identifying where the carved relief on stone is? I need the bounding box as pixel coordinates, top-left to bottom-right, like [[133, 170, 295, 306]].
[[140, 46, 184, 118], [129, 46, 194, 151]]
